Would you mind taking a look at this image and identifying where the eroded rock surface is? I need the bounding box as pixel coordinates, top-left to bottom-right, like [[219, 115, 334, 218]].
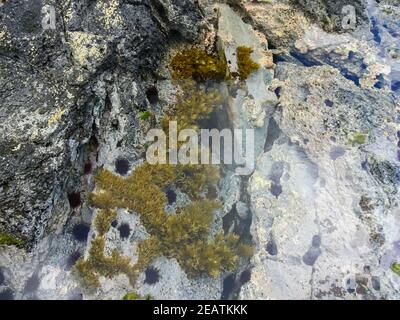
[[1, 0, 399, 300]]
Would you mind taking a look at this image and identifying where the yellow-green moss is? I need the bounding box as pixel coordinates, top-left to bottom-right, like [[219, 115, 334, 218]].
[[74, 259, 100, 289], [161, 80, 222, 132], [94, 209, 117, 236], [391, 262, 400, 276], [122, 292, 153, 300], [76, 46, 254, 288], [74, 236, 138, 289], [175, 164, 220, 199], [0, 233, 25, 248], [85, 162, 242, 280], [236, 46, 260, 80], [170, 48, 229, 81]]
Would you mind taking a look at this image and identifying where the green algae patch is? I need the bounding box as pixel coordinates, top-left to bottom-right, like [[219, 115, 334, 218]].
[[391, 262, 400, 276], [161, 80, 223, 132], [94, 209, 117, 236], [349, 132, 367, 145], [236, 46, 260, 80], [79, 160, 244, 286], [0, 233, 25, 248], [122, 292, 153, 300], [74, 235, 138, 289], [75, 44, 255, 289], [139, 111, 152, 121]]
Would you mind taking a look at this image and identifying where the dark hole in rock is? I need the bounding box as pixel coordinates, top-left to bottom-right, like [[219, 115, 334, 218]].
[[392, 81, 400, 92], [266, 238, 278, 256], [117, 140, 123, 148], [361, 160, 369, 171], [273, 54, 287, 64], [166, 189, 177, 205], [346, 278, 355, 293], [233, 214, 252, 241], [324, 99, 334, 107], [118, 223, 130, 239], [83, 162, 92, 174], [274, 87, 282, 98], [269, 162, 284, 198], [371, 276, 380, 291], [115, 158, 130, 175], [0, 288, 14, 300], [24, 274, 40, 293], [312, 235, 321, 247], [221, 274, 236, 300], [270, 183, 282, 198], [111, 220, 118, 228], [290, 50, 322, 67], [68, 192, 81, 209], [146, 86, 159, 105], [239, 270, 251, 285], [0, 267, 4, 285], [87, 135, 99, 153], [72, 224, 90, 242], [66, 251, 81, 270], [302, 247, 321, 266], [264, 118, 282, 152], [144, 266, 160, 285], [111, 119, 119, 130]]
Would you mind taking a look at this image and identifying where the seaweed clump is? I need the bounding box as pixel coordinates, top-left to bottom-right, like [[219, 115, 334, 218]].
[[122, 292, 153, 300], [236, 46, 260, 80], [74, 45, 254, 289], [161, 80, 222, 132], [77, 161, 245, 285], [74, 233, 136, 289], [170, 48, 229, 81]]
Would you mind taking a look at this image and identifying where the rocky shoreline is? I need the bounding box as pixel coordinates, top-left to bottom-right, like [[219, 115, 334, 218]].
[[1, 0, 399, 300]]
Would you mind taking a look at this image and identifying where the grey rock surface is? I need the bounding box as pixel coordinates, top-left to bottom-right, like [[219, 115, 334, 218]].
[[1, 0, 400, 300]]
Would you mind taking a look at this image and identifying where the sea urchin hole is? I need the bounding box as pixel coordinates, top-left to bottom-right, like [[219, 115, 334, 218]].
[[111, 220, 118, 228], [239, 270, 251, 285], [221, 274, 236, 300], [118, 223, 131, 239], [115, 158, 130, 175], [24, 274, 40, 293], [324, 99, 334, 107], [72, 224, 90, 242], [144, 266, 160, 285], [68, 192, 81, 209], [83, 162, 92, 175], [166, 189, 177, 205], [146, 86, 159, 105]]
